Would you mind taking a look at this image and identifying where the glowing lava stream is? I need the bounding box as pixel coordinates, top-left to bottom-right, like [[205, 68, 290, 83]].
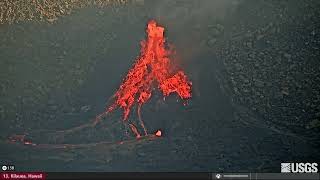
[[103, 20, 192, 138], [8, 20, 192, 147]]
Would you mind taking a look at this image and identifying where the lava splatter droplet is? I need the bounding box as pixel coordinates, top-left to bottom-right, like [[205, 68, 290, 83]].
[[155, 130, 162, 137]]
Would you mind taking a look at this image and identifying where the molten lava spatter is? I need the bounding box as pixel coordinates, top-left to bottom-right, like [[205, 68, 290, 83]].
[[6, 20, 191, 148], [106, 20, 192, 135]]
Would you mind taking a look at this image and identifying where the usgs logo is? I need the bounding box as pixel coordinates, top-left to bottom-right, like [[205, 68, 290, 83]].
[[281, 163, 318, 173]]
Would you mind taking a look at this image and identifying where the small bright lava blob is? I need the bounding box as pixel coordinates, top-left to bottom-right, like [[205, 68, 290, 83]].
[[155, 130, 162, 137]]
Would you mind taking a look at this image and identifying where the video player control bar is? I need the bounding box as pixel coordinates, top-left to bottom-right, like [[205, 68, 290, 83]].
[[0, 172, 319, 180]]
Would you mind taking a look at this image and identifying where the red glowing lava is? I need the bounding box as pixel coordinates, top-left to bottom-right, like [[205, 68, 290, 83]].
[[7, 20, 192, 147], [155, 130, 162, 137], [104, 20, 192, 136]]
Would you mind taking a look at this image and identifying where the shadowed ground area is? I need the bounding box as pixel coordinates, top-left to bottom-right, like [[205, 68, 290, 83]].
[[0, 0, 319, 172]]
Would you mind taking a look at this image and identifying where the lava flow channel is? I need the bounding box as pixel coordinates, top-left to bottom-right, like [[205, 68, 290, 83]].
[[103, 20, 192, 137]]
